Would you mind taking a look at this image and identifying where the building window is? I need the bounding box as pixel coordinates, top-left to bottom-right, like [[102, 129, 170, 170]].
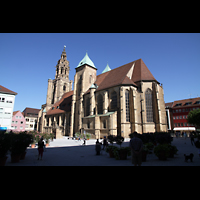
[[110, 91, 117, 110], [0, 97, 5, 102], [97, 94, 103, 114], [125, 90, 130, 122], [87, 121, 90, 129], [103, 120, 106, 128], [145, 88, 153, 122], [86, 97, 90, 116]]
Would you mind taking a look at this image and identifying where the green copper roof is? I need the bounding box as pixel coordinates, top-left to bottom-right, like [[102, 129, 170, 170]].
[[76, 52, 96, 69], [90, 83, 96, 89], [102, 63, 111, 74]]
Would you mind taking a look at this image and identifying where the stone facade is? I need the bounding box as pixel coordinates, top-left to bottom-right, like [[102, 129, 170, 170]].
[[38, 47, 167, 139], [37, 47, 73, 138]]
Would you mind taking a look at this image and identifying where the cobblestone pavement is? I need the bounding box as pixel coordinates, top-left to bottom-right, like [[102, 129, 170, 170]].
[[5, 137, 200, 166]]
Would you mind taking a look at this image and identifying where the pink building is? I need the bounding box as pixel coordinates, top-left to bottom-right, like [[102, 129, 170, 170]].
[[11, 110, 26, 132]]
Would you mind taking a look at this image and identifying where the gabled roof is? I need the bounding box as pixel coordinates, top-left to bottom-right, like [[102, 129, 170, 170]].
[[131, 59, 157, 83], [0, 85, 17, 95], [76, 52, 96, 69], [85, 58, 157, 93], [46, 90, 73, 115], [23, 107, 40, 116], [171, 97, 200, 108]]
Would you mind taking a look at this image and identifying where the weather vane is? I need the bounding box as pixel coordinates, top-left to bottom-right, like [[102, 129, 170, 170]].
[[64, 45, 66, 50]]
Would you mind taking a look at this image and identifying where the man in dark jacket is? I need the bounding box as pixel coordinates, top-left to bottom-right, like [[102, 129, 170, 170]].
[[129, 132, 143, 166]]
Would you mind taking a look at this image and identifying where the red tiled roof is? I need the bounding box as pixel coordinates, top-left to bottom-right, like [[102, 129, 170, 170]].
[[13, 111, 20, 116], [0, 85, 17, 95], [131, 59, 157, 83], [172, 97, 200, 108], [46, 90, 73, 115], [86, 58, 157, 93], [23, 107, 40, 116]]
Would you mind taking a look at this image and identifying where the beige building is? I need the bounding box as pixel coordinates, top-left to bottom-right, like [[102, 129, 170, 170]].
[[38, 47, 167, 139]]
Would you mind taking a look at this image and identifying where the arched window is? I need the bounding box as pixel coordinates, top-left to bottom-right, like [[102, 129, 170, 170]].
[[145, 88, 153, 122], [110, 91, 117, 110], [97, 94, 103, 114], [125, 90, 130, 122]]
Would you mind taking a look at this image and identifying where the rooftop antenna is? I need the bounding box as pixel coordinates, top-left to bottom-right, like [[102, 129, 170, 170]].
[[189, 93, 192, 99]]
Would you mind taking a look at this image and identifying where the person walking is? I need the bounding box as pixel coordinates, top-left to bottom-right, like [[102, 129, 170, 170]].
[[38, 137, 45, 160], [195, 135, 200, 157], [129, 132, 143, 166], [102, 136, 108, 150], [190, 132, 195, 146], [95, 139, 101, 155]]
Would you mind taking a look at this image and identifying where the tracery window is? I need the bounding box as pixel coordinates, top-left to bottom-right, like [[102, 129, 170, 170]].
[[97, 94, 103, 114], [125, 90, 130, 122], [145, 88, 153, 122]]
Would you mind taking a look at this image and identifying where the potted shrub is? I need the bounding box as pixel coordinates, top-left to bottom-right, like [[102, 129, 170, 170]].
[[43, 132, 51, 147], [0, 132, 11, 166], [154, 144, 170, 160], [114, 147, 131, 160], [85, 133, 91, 140], [107, 135, 115, 145], [167, 144, 178, 158], [106, 145, 118, 158], [19, 132, 33, 160], [10, 133, 24, 163]]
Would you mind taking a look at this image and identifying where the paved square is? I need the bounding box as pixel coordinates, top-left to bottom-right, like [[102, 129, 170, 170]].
[[5, 137, 200, 166]]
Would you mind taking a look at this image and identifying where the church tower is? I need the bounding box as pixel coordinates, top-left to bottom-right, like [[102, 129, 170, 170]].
[[70, 52, 97, 136], [46, 46, 73, 111]]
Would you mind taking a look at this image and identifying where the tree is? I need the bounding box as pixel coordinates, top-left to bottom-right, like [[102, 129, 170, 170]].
[[187, 109, 200, 127]]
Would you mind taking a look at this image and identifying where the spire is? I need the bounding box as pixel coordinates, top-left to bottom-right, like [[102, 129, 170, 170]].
[[61, 45, 67, 57], [76, 52, 96, 69], [102, 63, 111, 74]]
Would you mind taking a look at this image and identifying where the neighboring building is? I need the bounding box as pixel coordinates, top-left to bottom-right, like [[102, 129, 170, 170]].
[[0, 85, 17, 130], [23, 107, 40, 131], [165, 97, 200, 134], [38, 47, 167, 139], [11, 110, 26, 131]]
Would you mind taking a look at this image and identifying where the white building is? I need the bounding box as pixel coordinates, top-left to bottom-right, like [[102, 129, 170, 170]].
[[0, 85, 17, 130]]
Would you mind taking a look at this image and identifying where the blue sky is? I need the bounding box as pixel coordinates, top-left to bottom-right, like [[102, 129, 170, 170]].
[[0, 33, 200, 112]]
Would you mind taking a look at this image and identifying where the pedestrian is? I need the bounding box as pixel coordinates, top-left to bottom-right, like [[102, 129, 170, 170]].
[[195, 135, 200, 157], [102, 136, 108, 150], [184, 132, 187, 139], [83, 137, 86, 145], [129, 132, 143, 166], [190, 132, 195, 146], [95, 139, 101, 155], [38, 137, 44, 160]]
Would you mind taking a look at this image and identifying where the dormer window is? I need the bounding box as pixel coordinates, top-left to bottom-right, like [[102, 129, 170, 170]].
[[185, 102, 192, 106]]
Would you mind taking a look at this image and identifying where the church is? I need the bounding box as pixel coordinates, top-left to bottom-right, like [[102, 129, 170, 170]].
[[37, 47, 167, 139]]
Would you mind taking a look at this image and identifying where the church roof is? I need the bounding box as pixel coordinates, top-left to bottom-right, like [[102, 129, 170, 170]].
[[76, 52, 96, 69], [102, 63, 111, 74], [85, 58, 158, 94], [46, 90, 73, 115]]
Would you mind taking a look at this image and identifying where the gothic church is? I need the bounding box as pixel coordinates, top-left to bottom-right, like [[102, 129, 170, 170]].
[[37, 47, 167, 139]]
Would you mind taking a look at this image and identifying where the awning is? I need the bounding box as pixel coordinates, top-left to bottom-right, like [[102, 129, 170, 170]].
[[173, 127, 196, 131]]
